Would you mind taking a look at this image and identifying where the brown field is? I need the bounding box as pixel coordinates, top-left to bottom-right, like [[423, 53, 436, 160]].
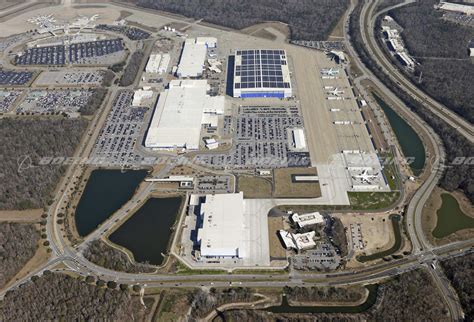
[[237, 175, 273, 198], [267, 216, 287, 260], [241, 21, 289, 42], [334, 212, 394, 263], [273, 167, 321, 198], [0, 209, 43, 222]]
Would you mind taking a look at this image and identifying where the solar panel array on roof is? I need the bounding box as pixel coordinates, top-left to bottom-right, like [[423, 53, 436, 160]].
[[233, 49, 292, 98]]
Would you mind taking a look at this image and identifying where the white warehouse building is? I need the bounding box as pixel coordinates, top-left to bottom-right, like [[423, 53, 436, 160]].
[[290, 128, 307, 150], [176, 37, 217, 78], [197, 192, 248, 259], [144, 79, 224, 150], [145, 53, 170, 74]]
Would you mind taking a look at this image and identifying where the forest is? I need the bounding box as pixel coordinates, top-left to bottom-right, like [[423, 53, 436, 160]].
[[388, 0, 474, 123], [283, 285, 365, 303], [79, 88, 108, 115], [215, 269, 448, 321], [369, 269, 448, 320], [136, 0, 349, 41], [440, 253, 473, 320], [119, 50, 144, 86], [349, 1, 474, 203], [0, 223, 39, 288], [0, 273, 146, 321], [83, 240, 155, 274], [0, 118, 88, 210]]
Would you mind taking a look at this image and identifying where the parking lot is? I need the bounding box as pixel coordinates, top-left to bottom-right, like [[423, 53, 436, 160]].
[[91, 90, 149, 166], [195, 175, 232, 194], [69, 38, 124, 64], [292, 242, 341, 271], [15, 89, 92, 115], [15, 45, 66, 65], [34, 71, 104, 86], [14, 39, 125, 66], [96, 24, 150, 40], [0, 90, 21, 113], [196, 105, 310, 169], [0, 70, 33, 85]]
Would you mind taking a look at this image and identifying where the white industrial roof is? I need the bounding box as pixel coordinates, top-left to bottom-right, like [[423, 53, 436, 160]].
[[144, 80, 224, 150], [132, 89, 153, 106], [292, 212, 324, 228], [278, 230, 316, 250], [198, 192, 247, 258], [439, 1, 474, 15], [292, 128, 307, 150], [176, 38, 208, 77]]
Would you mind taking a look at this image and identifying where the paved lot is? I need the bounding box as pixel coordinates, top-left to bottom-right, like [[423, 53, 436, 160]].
[[0, 90, 21, 112], [15, 89, 91, 115], [0, 70, 33, 85], [34, 70, 104, 86], [91, 90, 149, 166]]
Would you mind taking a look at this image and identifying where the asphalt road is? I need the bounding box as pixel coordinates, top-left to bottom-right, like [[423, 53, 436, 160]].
[[363, 0, 473, 142]]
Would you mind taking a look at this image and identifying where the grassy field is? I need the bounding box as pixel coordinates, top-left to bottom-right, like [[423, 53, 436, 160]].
[[348, 191, 400, 210], [273, 168, 321, 198], [267, 217, 287, 260], [237, 175, 273, 198]]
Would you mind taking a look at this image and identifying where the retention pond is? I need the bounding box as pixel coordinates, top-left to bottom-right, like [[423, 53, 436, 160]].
[[109, 196, 183, 266], [74, 169, 147, 237], [373, 94, 425, 176]]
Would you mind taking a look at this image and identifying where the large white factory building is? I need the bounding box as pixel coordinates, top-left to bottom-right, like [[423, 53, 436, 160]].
[[144, 79, 224, 150], [176, 37, 217, 78]]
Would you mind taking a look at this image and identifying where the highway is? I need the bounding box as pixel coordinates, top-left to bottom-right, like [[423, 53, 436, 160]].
[[362, 0, 473, 142], [354, 0, 467, 319]]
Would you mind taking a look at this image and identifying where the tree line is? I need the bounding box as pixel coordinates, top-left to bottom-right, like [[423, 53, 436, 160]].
[[136, 0, 349, 41], [440, 253, 473, 320], [83, 240, 155, 274], [0, 223, 39, 288], [349, 1, 474, 203], [0, 272, 146, 321], [388, 0, 474, 123], [0, 118, 88, 210]]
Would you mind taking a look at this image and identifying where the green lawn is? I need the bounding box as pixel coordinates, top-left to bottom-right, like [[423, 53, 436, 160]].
[[348, 191, 400, 210]]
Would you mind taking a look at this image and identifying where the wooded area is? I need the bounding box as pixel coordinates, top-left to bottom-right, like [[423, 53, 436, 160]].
[[136, 0, 349, 41], [79, 88, 108, 115], [440, 253, 473, 320], [284, 286, 365, 303], [0, 273, 146, 321], [83, 240, 155, 273], [350, 1, 474, 203], [369, 269, 448, 320], [119, 50, 144, 86], [216, 269, 448, 320], [0, 118, 88, 210], [189, 287, 253, 318], [388, 0, 474, 123], [0, 223, 39, 288]]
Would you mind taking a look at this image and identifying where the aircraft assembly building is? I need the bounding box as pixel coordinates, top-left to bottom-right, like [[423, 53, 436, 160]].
[[233, 49, 292, 98]]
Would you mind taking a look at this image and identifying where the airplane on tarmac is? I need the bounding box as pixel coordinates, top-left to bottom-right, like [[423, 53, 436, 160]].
[[327, 87, 344, 96], [320, 68, 340, 76], [352, 169, 379, 184]]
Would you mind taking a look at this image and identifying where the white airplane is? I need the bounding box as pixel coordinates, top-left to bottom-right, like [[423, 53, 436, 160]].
[[327, 87, 344, 96], [321, 68, 340, 76], [352, 169, 379, 184]]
